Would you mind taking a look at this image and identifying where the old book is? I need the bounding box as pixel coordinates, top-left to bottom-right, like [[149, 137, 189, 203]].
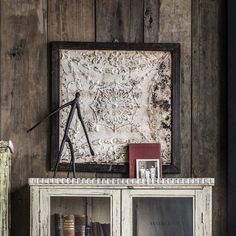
[[129, 143, 161, 178], [75, 215, 86, 236], [63, 214, 75, 236], [91, 222, 96, 236], [54, 214, 64, 236], [100, 224, 110, 236], [91, 222, 101, 236]]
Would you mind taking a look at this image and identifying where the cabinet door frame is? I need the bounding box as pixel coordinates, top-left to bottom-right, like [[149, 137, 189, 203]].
[[121, 188, 212, 236], [30, 187, 121, 236]]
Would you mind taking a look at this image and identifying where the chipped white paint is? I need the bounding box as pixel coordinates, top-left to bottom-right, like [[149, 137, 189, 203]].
[[122, 188, 212, 236], [59, 50, 172, 164], [30, 184, 121, 236], [0, 141, 13, 236], [29, 178, 213, 236]]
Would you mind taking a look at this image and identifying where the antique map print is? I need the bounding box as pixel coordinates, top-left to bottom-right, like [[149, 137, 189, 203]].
[[59, 50, 172, 164]]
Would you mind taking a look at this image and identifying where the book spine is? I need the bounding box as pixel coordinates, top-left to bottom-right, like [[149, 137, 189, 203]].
[[100, 224, 110, 236], [91, 222, 100, 236], [85, 225, 91, 236], [63, 214, 75, 236], [54, 214, 64, 236], [75, 215, 86, 236]]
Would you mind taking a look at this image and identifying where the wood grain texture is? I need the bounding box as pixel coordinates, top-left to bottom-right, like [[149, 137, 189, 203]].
[[48, 0, 96, 179], [0, 1, 48, 235], [191, 0, 226, 235], [96, 0, 144, 42], [144, 0, 160, 43], [48, 0, 95, 41], [158, 0, 192, 177], [95, 0, 143, 178], [228, 0, 236, 235]]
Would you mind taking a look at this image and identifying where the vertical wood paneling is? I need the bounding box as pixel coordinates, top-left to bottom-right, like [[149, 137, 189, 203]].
[[48, 0, 95, 41], [47, 0, 96, 179], [144, 0, 160, 43], [158, 0, 192, 177], [0, 0, 227, 235], [96, 0, 144, 42], [192, 0, 226, 235], [95, 0, 144, 178], [228, 0, 236, 234], [0, 0, 48, 235]]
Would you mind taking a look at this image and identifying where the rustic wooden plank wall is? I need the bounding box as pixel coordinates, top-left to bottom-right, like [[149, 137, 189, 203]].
[[0, 1, 48, 235], [228, 0, 236, 234], [192, 0, 226, 235], [0, 0, 226, 235]]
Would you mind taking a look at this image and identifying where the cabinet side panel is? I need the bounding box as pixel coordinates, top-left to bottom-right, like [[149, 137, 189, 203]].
[[203, 187, 213, 236], [121, 190, 132, 236], [112, 190, 121, 236], [30, 187, 40, 236], [195, 190, 204, 236], [39, 189, 51, 236]]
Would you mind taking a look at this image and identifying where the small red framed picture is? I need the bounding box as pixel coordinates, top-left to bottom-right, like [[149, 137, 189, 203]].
[[128, 143, 162, 178]]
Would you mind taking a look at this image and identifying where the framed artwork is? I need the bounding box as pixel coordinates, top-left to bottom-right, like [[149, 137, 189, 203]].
[[49, 42, 180, 173], [136, 159, 161, 179]]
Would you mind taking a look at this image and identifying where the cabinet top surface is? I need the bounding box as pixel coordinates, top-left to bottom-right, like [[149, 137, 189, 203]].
[[28, 178, 214, 187]]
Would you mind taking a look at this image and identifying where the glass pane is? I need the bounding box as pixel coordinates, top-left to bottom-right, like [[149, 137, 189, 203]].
[[51, 197, 111, 236], [133, 197, 193, 236]]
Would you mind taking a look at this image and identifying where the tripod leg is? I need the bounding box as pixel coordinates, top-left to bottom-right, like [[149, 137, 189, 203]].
[[54, 104, 76, 178], [76, 104, 95, 156], [67, 148, 73, 178], [53, 136, 67, 178], [67, 138, 75, 178]]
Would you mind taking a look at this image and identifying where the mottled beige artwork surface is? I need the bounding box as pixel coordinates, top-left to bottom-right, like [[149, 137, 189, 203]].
[[59, 50, 172, 164]]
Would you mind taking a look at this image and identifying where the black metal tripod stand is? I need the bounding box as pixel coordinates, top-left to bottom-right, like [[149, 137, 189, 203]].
[[27, 92, 94, 178]]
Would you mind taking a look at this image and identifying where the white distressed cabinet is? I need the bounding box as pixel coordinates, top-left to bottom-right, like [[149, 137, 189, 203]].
[[29, 178, 214, 236]]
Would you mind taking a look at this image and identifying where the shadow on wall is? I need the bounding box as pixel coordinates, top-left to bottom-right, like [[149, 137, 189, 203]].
[[11, 185, 30, 236]]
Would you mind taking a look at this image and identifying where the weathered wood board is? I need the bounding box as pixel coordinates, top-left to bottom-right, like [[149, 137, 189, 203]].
[[191, 0, 227, 235], [0, 1, 48, 235], [96, 0, 144, 43]]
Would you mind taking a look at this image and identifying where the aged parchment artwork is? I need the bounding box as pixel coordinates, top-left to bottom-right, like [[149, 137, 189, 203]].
[[59, 50, 172, 164]]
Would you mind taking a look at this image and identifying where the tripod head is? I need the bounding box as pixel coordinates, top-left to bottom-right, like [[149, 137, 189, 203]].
[[27, 92, 95, 157], [75, 92, 80, 98]]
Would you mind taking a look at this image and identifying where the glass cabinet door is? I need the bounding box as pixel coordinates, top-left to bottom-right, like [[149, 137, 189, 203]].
[[133, 197, 193, 236], [51, 196, 112, 236], [37, 188, 120, 236], [122, 189, 203, 236]]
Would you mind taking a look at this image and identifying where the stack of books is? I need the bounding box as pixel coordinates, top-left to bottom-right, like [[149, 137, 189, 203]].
[[53, 214, 110, 236]]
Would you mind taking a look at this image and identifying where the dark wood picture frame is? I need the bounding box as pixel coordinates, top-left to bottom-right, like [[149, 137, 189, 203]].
[[49, 42, 180, 174]]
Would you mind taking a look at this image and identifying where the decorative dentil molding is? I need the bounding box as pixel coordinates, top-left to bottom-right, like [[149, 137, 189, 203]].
[[29, 178, 214, 186]]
